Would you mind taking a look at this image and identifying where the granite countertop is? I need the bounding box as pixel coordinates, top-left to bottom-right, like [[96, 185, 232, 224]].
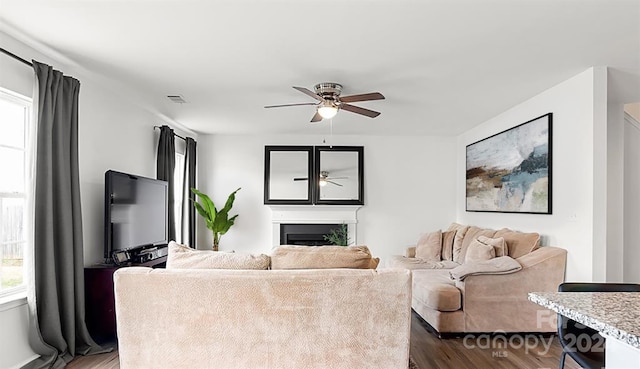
[[528, 292, 640, 349]]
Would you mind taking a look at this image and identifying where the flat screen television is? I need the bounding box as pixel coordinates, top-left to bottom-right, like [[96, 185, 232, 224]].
[[104, 170, 169, 261]]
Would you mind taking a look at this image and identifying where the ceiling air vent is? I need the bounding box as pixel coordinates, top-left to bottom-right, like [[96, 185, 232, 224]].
[[167, 95, 187, 104]]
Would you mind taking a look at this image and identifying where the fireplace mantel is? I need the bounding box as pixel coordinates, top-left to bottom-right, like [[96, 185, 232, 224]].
[[268, 205, 361, 248]]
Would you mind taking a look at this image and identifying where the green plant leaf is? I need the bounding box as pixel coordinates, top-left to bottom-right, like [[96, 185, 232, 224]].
[[323, 224, 350, 246], [192, 188, 217, 219], [213, 211, 228, 232], [220, 187, 241, 214], [193, 201, 208, 219], [219, 214, 239, 235], [191, 187, 241, 247]]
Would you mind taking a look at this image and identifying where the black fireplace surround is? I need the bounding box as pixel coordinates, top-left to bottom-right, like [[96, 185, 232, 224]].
[[280, 223, 342, 246]]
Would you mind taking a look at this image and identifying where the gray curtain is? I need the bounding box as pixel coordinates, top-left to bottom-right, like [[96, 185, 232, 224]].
[[24, 61, 106, 369], [181, 137, 197, 247], [156, 125, 176, 241]]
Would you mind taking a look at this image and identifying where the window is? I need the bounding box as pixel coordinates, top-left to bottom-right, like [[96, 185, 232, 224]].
[[0, 88, 31, 298], [174, 151, 185, 243]]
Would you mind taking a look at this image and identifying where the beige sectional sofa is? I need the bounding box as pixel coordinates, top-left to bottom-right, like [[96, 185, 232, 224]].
[[114, 244, 411, 369], [389, 223, 567, 334]]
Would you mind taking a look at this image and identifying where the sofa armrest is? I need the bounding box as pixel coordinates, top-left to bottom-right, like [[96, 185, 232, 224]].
[[456, 246, 567, 332], [405, 246, 416, 258], [515, 246, 567, 269]]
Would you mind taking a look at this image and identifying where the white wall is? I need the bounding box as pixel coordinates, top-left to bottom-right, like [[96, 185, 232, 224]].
[[456, 68, 608, 282], [0, 31, 196, 368], [77, 83, 194, 264], [197, 134, 457, 262], [624, 114, 640, 283], [0, 300, 38, 369], [591, 67, 609, 282], [606, 102, 624, 282], [626, 103, 640, 122]]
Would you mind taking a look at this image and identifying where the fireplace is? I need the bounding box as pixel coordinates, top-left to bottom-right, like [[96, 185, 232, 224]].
[[268, 205, 361, 248], [280, 223, 342, 245]]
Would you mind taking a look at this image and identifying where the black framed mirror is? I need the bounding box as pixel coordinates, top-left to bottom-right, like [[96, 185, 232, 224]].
[[314, 146, 364, 205], [264, 146, 313, 204]]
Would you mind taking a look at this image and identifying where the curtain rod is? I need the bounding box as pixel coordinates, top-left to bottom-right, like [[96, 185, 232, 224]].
[[2, 48, 193, 142], [0, 47, 33, 67], [154, 125, 186, 141]]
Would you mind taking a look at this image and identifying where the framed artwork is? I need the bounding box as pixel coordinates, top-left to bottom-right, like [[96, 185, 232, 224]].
[[466, 113, 552, 214]]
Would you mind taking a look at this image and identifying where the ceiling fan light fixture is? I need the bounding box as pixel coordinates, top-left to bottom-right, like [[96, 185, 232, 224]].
[[319, 170, 329, 186], [317, 103, 338, 119]]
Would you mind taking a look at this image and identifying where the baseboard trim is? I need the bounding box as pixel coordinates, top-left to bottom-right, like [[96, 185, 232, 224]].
[[7, 354, 39, 369]]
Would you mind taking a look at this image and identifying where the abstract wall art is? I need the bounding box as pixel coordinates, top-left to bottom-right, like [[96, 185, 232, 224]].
[[466, 113, 552, 214]]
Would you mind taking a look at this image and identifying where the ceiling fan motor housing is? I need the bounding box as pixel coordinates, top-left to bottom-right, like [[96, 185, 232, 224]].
[[315, 83, 343, 100]]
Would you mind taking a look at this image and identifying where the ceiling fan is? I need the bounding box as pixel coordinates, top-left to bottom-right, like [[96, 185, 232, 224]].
[[265, 82, 385, 122], [293, 171, 347, 187]]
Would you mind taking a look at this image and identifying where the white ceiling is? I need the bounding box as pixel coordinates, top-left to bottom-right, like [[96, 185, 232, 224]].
[[1, 0, 639, 136]]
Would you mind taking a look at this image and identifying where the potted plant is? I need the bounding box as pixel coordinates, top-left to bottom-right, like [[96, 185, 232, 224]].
[[191, 187, 240, 251], [323, 223, 351, 246]]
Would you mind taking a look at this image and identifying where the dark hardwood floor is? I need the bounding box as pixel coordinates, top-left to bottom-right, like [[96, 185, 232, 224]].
[[410, 312, 580, 369], [68, 311, 581, 369]]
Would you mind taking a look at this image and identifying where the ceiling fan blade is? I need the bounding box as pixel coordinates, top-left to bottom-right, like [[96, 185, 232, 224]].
[[339, 92, 385, 103], [327, 181, 343, 187], [341, 104, 381, 118], [310, 111, 323, 122], [264, 102, 318, 108], [327, 176, 348, 180], [293, 86, 323, 102], [293, 177, 309, 181]]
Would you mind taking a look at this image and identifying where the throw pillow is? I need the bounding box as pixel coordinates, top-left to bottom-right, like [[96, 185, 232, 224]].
[[456, 226, 496, 264], [270, 245, 376, 269], [415, 230, 442, 261], [451, 225, 470, 263], [446, 222, 467, 232], [369, 257, 381, 269], [476, 235, 507, 257], [441, 230, 456, 261], [464, 239, 496, 263], [166, 241, 271, 270], [494, 228, 541, 258]]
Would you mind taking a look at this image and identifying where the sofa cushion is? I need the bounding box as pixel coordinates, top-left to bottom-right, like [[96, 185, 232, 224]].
[[456, 226, 496, 263], [494, 228, 540, 258], [476, 235, 506, 257], [441, 230, 456, 261], [412, 270, 461, 311], [270, 245, 376, 269], [465, 239, 496, 263], [166, 242, 270, 270], [415, 230, 442, 260]]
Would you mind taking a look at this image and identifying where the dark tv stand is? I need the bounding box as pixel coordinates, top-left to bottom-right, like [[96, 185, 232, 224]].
[[84, 256, 166, 344]]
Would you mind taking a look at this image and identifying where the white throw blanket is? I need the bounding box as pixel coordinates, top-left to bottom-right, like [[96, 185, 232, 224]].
[[449, 256, 522, 280]]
